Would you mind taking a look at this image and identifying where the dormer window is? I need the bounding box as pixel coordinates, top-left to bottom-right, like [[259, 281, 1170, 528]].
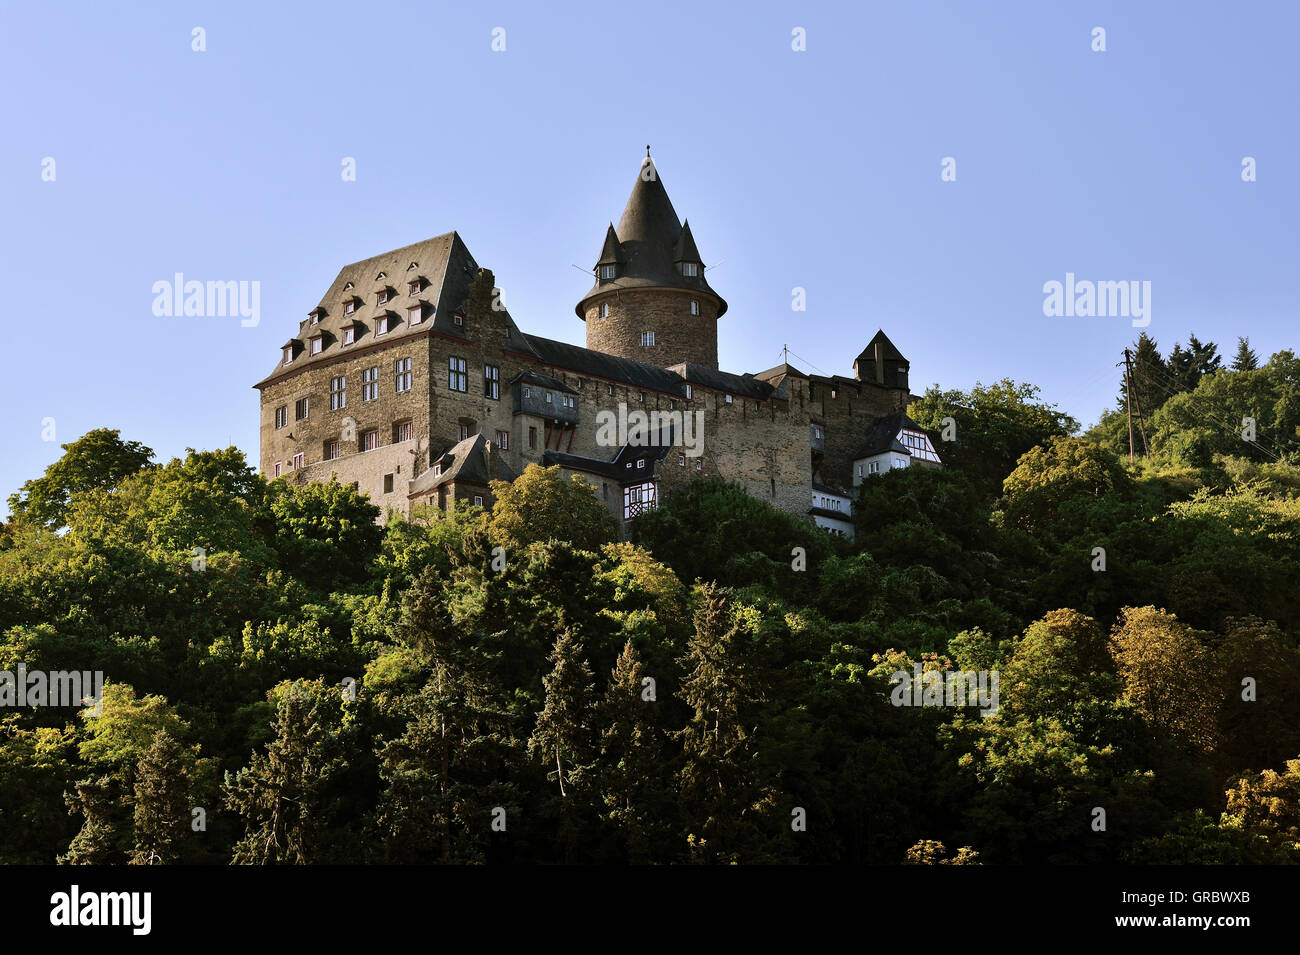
[[599, 265, 616, 280], [343, 281, 354, 291], [309, 309, 322, 325], [282, 345, 294, 365], [376, 290, 390, 306], [344, 299, 356, 315], [342, 325, 356, 346], [309, 336, 323, 355], [690, 300, 699, 316], [452, 312, 464, 327], [408, 305, 423, 325], [681, 262, 699, 277], [376, 315, 390, 336], [408, 280, 420, 296]]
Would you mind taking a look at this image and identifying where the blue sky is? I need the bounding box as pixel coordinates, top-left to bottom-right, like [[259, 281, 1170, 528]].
[[3, 0, 1296, 516]]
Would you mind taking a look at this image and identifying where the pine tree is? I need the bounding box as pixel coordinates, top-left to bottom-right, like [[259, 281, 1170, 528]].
[[529, 630, 595, 798], [130, 731, 190, 865], [224, 681, 346, 865], [1232, 337, 1260, 371], [676, 583, 781, 863], [597, 640, 670, 862]]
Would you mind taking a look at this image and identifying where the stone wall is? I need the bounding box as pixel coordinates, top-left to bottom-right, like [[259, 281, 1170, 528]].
[[581, 287, 720, 369]]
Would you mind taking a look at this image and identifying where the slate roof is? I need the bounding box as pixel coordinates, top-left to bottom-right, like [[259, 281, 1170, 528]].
[[668, 362, 775, 401], [754, 361, 808, 381], [543, 435, 673, 482], [409, 433, 516, 496], [575, 155, 727, 318], [850, 410, 926, 459], [511, 369, 577, 394], [522, 333, 687, 396], [255, 231, 538, 388]]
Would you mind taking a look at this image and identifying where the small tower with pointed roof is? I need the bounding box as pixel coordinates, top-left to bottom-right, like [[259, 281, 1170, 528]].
[[576, 150, 727, 370]]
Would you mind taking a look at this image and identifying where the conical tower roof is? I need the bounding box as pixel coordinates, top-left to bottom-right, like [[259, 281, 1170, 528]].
[[577, 153, 726, 318]]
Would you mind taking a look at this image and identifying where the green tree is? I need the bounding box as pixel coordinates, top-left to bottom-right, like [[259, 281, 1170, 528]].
[[529, 630, 595, 798], [8, 429, 154, 529], [130, 731, 191, 865], [487, 464, 618, 553], [1232, 337, 1260, 372]]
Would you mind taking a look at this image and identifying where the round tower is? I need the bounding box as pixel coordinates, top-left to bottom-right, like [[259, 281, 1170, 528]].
[[576, 151, 727, 370]]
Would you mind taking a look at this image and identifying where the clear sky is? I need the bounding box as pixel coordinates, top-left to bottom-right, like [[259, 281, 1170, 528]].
[[3, 1, 1296, 516]]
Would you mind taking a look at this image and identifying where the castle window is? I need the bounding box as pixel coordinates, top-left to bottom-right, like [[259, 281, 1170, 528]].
[[690, 300, 699, 316], [376, 290, 390, 306], [681, 262, 699, 277], [453, 312, 465, 327], [599, 265, 616, 280], [544, 391, 552, 404], [694, 457, 703, 472], [408, 280, 420, 296], [636, 458, 645, 469], [495, 429, 509, 450], [522, 386, 531, 398], [310, 310, 321, 325], [395, 357, 412, 393], [282, 345, 294, 365], [342, 325, 356, 345], [329, 375, 346, 410], [292, 452, 304, 469], [684, 384, 693, 399], [562, 395, 576, 409], [639, 391, 645, 403], [324, 439, 339, 461], [384, 474, 395, 494], [458, 422, 471, 442], [362, 366, 379, 401], [273, 462, 282, 477], [376, 315, 390, 336], [678, 453, 685, 467], [485, 364, 500, 399], [361, 429, 379, 452], [724, 394, 733, 404], [448, 356, 467, 392], [408, 305, 423, 325], [599, 304, 610, 318], [473, 495, 484, 507], [274, 405, 288, 429], [295, 397, 309, 420], [310, 336, 323, 355], [528, 426, 537, 450], [393, 419, 413, 443], [344, 299, 356, 314], [641, 331, 655, 347]]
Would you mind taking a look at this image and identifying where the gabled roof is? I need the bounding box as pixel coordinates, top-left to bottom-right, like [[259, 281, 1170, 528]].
[[543, 435, 672, 483], [850, 410, 922, 460], [576, 154, 726, 318], [409, 433, 515, 496], [255, 231, 540, 388], [753, 361, 808, 382]]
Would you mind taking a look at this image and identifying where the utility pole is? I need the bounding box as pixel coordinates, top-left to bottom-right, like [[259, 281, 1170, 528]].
[[1122, 358, 1135, 462], [1123, 348, 1150, 457]]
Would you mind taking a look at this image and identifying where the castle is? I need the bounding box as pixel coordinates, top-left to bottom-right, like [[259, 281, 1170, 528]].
[[254, 152, 941, 537]]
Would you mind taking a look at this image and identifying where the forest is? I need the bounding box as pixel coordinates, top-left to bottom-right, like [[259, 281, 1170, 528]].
[[1, 333, 1298, 865]]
